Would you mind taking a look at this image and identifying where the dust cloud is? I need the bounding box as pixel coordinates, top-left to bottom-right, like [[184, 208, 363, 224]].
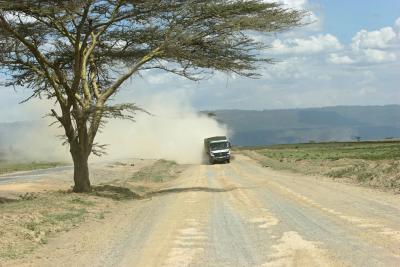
[[0, 100, 70, 162], [0, 121, 70, 162], [96, 94, 230, 164], [0, 95, 230, 164]]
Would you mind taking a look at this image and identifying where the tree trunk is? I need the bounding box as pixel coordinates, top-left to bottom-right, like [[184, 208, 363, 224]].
[[71, 145, 91, 193]]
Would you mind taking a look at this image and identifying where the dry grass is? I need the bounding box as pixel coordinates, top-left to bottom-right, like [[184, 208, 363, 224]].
[[0, 159, 186, 261], [0, 192, 114, 260], [242, 141, 400, 191]]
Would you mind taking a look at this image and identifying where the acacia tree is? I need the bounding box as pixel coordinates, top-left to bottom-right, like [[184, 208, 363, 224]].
[[0, 0, 305, 192]]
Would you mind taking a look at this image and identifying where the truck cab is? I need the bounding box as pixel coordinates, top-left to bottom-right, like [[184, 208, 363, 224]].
[[204, 136, 231, 164]]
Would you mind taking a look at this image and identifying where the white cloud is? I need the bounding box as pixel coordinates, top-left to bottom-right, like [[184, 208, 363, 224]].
[[271, 34, 342, 55], [277, 0, 321, 31], [278, 0, 307, 9], [328, 53, 354, 64], [395, 17, 400, 30], [146, 72, 175, 85], [361, 49, 397, 63], [330, 19, 400, 64], [115, 12, 400, 110], [266, 58, 304, 79], [349, 21, 399, 64], [351, 27, 397, 51], [259, 0, 321, 32]]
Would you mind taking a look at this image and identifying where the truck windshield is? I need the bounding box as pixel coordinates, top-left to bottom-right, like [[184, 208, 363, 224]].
[[210, 142, 229, 150]]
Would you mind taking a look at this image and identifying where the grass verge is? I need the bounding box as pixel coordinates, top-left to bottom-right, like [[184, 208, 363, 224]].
[[240, 141, 400, 191], [0, 161, 67, 175], [0, 192, 112, 260]]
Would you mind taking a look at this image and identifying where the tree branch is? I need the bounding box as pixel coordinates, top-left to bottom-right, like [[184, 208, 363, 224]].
[[102, 47, 162, 100], [89, 56, 101, 99], [71, 0, 93, 92], [0, 14, 51, 67], [0, 14, 68, 106]]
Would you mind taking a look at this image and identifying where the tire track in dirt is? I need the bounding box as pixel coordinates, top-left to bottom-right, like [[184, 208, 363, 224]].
[[216, 163, 340, 267], [230, 154, 400, 266], [128, 165, 211, 267]]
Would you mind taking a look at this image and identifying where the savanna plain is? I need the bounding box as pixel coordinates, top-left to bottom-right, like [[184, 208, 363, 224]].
[[1, 141, 400, 266]]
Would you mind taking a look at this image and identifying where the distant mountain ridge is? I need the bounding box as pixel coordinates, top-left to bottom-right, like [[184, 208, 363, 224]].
[[210, 105, 400, 146], [1, 105, 400, 149]]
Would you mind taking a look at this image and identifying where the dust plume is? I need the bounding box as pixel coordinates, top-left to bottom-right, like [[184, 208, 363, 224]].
[[96, 94, 230, 164], [0, 122, 70, 162], [0, 95, 230, 164], [0, 100, 70, 162]]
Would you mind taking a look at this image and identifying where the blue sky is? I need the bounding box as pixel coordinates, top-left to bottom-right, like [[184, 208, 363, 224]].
[[0, 0, 399, 122], [318, 0, 400, 42]]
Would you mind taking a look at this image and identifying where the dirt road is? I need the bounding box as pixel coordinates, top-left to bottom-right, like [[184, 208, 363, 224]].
[[5, 154, 400, 266]]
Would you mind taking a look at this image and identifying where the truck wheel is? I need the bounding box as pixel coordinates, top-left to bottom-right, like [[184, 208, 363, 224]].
[[227, 159, 230, 163], [209, 159, 214, 165]]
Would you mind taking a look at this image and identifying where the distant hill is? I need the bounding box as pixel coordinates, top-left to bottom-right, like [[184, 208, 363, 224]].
[[210, 105, 400, 146], [2, 105, 400, 151]]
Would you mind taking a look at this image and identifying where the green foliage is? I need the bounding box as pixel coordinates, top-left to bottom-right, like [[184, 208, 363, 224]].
[[246, 141, 400, 190], [259, 141, 400, 161]]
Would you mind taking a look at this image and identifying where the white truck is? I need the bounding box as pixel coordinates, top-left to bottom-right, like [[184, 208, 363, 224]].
[[204, 136, 231, 164]]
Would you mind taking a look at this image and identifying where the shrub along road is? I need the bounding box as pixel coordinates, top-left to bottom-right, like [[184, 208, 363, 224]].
[[2, 154, 400, 266]]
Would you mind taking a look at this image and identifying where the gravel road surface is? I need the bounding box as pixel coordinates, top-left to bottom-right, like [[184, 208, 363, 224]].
[[5, 154, 400, 267]]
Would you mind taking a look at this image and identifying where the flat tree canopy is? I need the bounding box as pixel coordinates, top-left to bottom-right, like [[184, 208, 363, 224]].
[[0, 0, 306, 192]]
